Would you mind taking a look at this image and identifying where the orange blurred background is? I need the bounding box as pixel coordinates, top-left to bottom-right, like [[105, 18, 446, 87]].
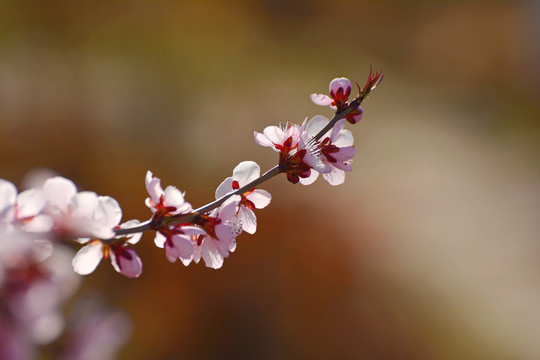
[[1, 1, 539, 359]]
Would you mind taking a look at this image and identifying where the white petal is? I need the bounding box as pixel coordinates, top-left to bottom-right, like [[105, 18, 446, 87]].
[[71, 192, 99, 219], [43, 177, 77, 213], [215, 177, 234, 199], [16, 188, 45, 218], [200, 237, 227, 269], [181, 225, 206, 236], [31, 240, 54, 262], [97, 196, 122, 228], [145, 171, 163, 205], [171, 234, 195, 263], [232, 161, 260, 185], [298, 170, 319, 186], [306, 115, 330, 138], [247, 189, 271, 209], [310, 93, 333, 106], [119, 219, 142, 244], [254, 131, 276, 148], [0, 179, 17, 213], [322, 167, 346, 186], [72, 243, 103, 275], [164, 186, 191, 214], [262, 126, 286, 145], [154, 232, 166, 248], [23, 214, 54, 232], [218, 195, 240, 221], [238, 207, 257, 234]]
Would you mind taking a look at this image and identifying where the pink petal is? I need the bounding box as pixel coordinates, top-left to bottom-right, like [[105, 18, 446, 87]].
[[233, 161, 260, 185], [238, 207, 257, 234], [16, 188, 45, 218], [262, 126, 286, 145], [329, 77, 351, 94], [332, 146, 356, 161], [247, 189, 271, 209], [305, 115, 330, 137], [153, 232, 166, 248], [43, 177, 77, 213], [119, 219, 143, 244], [215, 177, 234, 199], [97, 196, 122, 229], [0, 179, 17, 212], [298, 170, 319, 186], [71, 192, 99, 219], [110, 247, 142, 278], [164, 186, 191, 214], [322, 167, 346, 186], [254, 131, 275, 148], [199, 237, 228, 269], [310, 93, 333, 106], [23, 214, 53, 232], [171, 234, 195, 263], [180, 225, 206, 236], [217, 195, 240, 221], [145, 171, 163, 206], [73, 242, 103, 275]]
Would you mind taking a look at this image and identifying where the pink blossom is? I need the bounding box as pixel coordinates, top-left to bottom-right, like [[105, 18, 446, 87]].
[[71, 199, 143, 278], [254, 121, 327, 185], [42, 177, 119, 240], [153, 224, 206, 265], [192, 196, 242, 269], [145, 171, 204, 265], [0, 179, 53, 234], [145, 171, 192, 219], [215, 161, 271, 234], [310, 77, 363, 124], [304, 116, 356, 185]]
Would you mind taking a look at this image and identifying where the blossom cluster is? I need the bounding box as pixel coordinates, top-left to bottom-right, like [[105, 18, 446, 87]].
[[0, 72, 382, 357]]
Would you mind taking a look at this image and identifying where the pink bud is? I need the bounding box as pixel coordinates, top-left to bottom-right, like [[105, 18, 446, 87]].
[[329, 77, 352, 106]]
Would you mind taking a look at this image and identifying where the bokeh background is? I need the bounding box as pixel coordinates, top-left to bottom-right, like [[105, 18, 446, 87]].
[[1, 1, 539, 359]]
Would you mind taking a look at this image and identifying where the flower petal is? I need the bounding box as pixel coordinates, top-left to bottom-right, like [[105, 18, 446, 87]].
[[310, 93, 333, 106], [110, 247, 142, 278], [233, 161, 260, 185], [298, 170, 319, 186], [16, 188, 45, 219], [238, 207, 257, 234], [254, 131, 275, 148], [145, 171, 163, 206], [43, 177, 77, 213], [215, 177, 234, 199], [322, 167, 346, 186], [72, 242, 103, 275], [164, 186, 191, 214], [306, 115, 330, 138], [247, 189, 271, 209]]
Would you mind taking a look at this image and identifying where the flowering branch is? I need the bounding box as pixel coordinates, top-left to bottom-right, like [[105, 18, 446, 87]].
[[1, 69, 382, 277], [0, 68, 382, 359]]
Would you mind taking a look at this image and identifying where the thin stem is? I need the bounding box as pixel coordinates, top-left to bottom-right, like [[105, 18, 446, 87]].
[[164, 165, 282, 227], [113, 80, 378, 238]]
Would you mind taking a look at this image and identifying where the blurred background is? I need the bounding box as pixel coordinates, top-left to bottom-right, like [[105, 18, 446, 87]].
[[1, 0, 539, 359]]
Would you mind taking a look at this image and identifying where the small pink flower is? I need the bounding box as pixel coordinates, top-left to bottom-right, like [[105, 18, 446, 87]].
[[42, 177, 119, 240], [215, 161, 271, 234], [310, 77, 363, 124], [305, 116, 356, 185], [254, 121, 327, 185], [72, 199, 143, 279], [193, 196, 242, 269], [0, 179, 53, 234], [154, 224, 206, 265], [145, 171, 192, 221]]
